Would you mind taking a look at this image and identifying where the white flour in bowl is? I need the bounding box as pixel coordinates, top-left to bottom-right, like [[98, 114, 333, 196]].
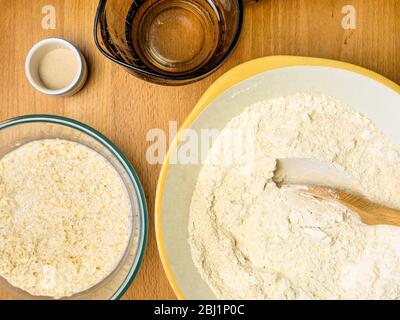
[[0, 139, 131, 298], [189, 93, 400, 299]]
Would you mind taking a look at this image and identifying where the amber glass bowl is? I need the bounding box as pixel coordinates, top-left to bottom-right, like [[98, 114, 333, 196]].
[[94, 0, 243, 85]]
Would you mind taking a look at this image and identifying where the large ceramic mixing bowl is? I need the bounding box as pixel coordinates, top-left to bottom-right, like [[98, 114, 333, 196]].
[[155, 56, 400, 299]]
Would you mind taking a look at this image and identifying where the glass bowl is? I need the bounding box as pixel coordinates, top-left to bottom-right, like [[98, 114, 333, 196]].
[[94, 0, 244, 85], [0, 115, 148, 300]]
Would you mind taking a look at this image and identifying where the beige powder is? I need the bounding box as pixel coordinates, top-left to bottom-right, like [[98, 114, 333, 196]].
[[38, 48, 78, 90], [189, 93, 400, 300], [0, 139, 131, 298]]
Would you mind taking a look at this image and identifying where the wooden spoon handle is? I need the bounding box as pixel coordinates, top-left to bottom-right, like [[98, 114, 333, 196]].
[[303, 186, 400, 227]]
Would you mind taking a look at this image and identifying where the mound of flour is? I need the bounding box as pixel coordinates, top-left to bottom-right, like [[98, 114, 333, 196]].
[[189, 93, 400, 299]]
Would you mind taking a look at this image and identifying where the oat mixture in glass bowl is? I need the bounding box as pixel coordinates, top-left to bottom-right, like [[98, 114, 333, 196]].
[[0, 115, 148, 300]]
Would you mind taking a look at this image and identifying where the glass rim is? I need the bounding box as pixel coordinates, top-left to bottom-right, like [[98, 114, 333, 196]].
[[0, 114, 148, 300], [93, 0, 244, 83]]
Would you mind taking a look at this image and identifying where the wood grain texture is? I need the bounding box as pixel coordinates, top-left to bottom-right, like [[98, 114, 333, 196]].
[[304, 186, 400, 227], [0, 0, 399, 300]]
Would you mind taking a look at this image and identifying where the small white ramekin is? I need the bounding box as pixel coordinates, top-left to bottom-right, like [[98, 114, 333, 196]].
[[25, 38, 88, 97]]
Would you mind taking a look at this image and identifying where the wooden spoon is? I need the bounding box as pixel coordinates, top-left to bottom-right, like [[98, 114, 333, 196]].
[[273, 158, 400, 227], [300, 185, 400, 227]]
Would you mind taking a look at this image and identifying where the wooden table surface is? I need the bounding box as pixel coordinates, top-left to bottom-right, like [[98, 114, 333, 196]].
[[0, 0, 399, 300]]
